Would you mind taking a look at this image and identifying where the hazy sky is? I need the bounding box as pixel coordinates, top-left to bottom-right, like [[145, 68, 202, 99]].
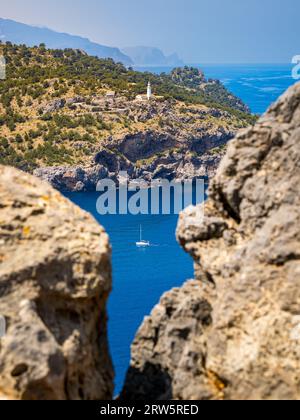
[[1, 0, 299, 63]]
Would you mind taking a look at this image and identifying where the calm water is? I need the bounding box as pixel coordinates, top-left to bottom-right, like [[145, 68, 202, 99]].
[[65, 192, 195, 395], [136, 63, 297, 115], [66, 64, 297, 394]]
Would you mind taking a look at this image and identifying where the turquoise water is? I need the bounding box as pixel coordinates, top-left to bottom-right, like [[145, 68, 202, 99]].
[[66, 64, 297, 394]]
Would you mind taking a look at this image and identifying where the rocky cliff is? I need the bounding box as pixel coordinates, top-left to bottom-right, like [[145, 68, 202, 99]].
[[32, 100, 237, 191], [121, 82, 300, 400], [0, 166, 113, 400], [0, 43, 254, 190]]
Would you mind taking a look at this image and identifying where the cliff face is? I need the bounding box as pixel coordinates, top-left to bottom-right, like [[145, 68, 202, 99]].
[[1, 44, 253, 188], [32, 99, 238, 191], [0, 166, 113, 400], [121, 82, 300, 400]]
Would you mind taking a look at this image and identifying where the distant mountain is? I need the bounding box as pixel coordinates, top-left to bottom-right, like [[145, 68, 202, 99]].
[[0, 18, 133, 65], [122, 46, 184, 67]]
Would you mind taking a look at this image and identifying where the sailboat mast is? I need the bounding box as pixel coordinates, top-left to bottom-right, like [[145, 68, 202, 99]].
[[140, 225, 142, 242]]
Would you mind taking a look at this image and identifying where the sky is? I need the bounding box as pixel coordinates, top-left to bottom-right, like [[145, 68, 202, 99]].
[[1, 0, 299, 63]]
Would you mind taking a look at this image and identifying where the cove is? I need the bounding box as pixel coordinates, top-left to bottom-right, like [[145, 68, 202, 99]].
[[65, 190, 196, 394]]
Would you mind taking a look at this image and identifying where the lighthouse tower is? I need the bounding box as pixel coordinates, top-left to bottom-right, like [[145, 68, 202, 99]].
[[147, 81, 152, 100]]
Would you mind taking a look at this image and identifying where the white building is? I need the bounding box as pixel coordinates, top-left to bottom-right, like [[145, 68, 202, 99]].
[[147, 81, 152, 100], [136, 82, 152, 101]]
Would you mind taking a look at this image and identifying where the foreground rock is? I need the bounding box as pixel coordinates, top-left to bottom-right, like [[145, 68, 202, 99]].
[[122, 83, 300, 400], [0, 166, 113, 400]]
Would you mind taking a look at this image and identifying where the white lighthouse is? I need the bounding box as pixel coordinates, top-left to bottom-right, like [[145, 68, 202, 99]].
[[147, 81, 152, 100]]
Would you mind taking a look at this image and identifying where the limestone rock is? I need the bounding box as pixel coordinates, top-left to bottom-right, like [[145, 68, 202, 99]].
[[122, 82, 300, 400], [94, 149, 134, 176], [0, 166, 113, 400], [33, 165, 108, 192], [121, 280, 215, 400], [40, 98, 66, 114], [33, 100, 239, 191]]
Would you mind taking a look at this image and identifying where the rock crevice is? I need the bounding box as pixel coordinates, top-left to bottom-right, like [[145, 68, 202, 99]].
[[122, 82, 300, 400]]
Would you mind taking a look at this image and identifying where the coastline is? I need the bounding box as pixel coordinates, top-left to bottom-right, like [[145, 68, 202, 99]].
[[33, 149, 224, 192]]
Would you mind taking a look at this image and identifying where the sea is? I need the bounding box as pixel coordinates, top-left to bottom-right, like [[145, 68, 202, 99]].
[[65, 63, 298, 394]]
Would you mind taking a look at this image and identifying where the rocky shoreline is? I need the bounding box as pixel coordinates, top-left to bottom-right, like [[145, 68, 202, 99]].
[[33, 151, 225, 191], [0, 83, 299, 400], [1, 44, 255, 191], [33, 129, 229, 191]]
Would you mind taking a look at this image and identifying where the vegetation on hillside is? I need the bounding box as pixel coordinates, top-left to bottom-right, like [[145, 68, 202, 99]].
[[0, 42, 256, 172], [170, 67, 250, 113]]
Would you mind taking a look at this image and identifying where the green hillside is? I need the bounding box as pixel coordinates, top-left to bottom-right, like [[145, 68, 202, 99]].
[[0, 42, 255, 172]]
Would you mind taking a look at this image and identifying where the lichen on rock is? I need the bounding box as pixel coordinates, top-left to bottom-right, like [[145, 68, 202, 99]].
[[0, 166, 113, 400], [122, 82, 300, 400]]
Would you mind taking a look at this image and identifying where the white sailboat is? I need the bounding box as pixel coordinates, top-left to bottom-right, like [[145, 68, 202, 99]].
[[136, 225, 150, 247]]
